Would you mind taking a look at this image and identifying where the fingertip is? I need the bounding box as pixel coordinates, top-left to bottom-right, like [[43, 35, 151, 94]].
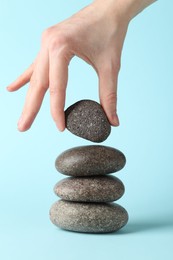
[[105, 111, 120, 127], [110, 114, 120, 127], [6, 84, 19, 92], [56, 124, 65, 132], [6, 86, 13, 92], [17, 126, 26, 132], [101, 101, 120, 127], [17, 117, 31, 132], [17, 124, 31, 132], [55, 119, 65, 132], [52, 109, 66, 132], [17, 124, 26, 132]]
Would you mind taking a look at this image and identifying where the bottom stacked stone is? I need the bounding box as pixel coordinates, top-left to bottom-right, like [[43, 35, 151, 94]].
[[50, 200, 128, 233]]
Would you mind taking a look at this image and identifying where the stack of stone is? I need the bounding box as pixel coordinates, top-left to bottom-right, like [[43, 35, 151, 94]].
[[50, 100, 128, 233]]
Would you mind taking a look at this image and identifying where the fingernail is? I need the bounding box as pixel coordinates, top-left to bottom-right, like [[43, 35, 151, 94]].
[[112, 114, 120, 126]]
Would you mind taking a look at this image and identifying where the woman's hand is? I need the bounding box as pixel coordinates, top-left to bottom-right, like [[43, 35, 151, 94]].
[[7, 0, 155, 132]]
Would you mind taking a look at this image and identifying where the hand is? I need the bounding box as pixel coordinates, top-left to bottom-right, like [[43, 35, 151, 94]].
[[7, 1, 131, 132]]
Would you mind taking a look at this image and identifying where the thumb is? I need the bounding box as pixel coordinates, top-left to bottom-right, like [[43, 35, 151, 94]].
[[98, 63, 120, 126]]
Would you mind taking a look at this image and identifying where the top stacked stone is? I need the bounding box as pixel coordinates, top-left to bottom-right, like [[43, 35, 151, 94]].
[[55, 145, 126, 177]]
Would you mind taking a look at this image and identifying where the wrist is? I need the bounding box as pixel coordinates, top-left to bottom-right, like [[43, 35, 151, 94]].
[[93, 0, 157, 22]]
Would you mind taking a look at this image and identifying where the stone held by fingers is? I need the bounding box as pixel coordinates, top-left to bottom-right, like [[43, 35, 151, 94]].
[[65, 99, 111, 142]]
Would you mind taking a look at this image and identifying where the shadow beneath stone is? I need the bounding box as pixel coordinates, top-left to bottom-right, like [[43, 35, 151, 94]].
[[108, 216, 173, 235], [56, 214, 173, 235]]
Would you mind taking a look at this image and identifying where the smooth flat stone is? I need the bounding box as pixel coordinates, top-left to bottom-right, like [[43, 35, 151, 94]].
[[50, 200, 128, 233], [54, 176, 125, 202], [55, 145, 126, 176], [65, 100, 111, 142]]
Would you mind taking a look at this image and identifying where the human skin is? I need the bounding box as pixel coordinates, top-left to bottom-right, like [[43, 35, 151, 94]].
[[7, 0, 156, 132]]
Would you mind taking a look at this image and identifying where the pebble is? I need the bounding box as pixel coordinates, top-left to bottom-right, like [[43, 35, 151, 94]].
[[54, 176, 125, 202], [55, 145, 126, 176], [50, 200, 128, 233], [65, 100, 111, 142]]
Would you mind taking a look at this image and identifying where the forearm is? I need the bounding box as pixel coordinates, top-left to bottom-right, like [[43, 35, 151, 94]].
[[93, 0, 157, 22]]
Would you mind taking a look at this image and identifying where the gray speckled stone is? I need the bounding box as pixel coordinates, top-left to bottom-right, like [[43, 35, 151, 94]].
[[65, 100, 111, 142], [50, 200, 128, 233], [54, 176, 125, 202], [55, 145, 126, 176]]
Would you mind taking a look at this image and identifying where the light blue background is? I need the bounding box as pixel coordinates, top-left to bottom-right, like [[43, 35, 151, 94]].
[[0, 1, 173, 259]]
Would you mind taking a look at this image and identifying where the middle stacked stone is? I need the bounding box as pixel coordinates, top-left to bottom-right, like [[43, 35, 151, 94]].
[[50, 145, 128, 233]]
